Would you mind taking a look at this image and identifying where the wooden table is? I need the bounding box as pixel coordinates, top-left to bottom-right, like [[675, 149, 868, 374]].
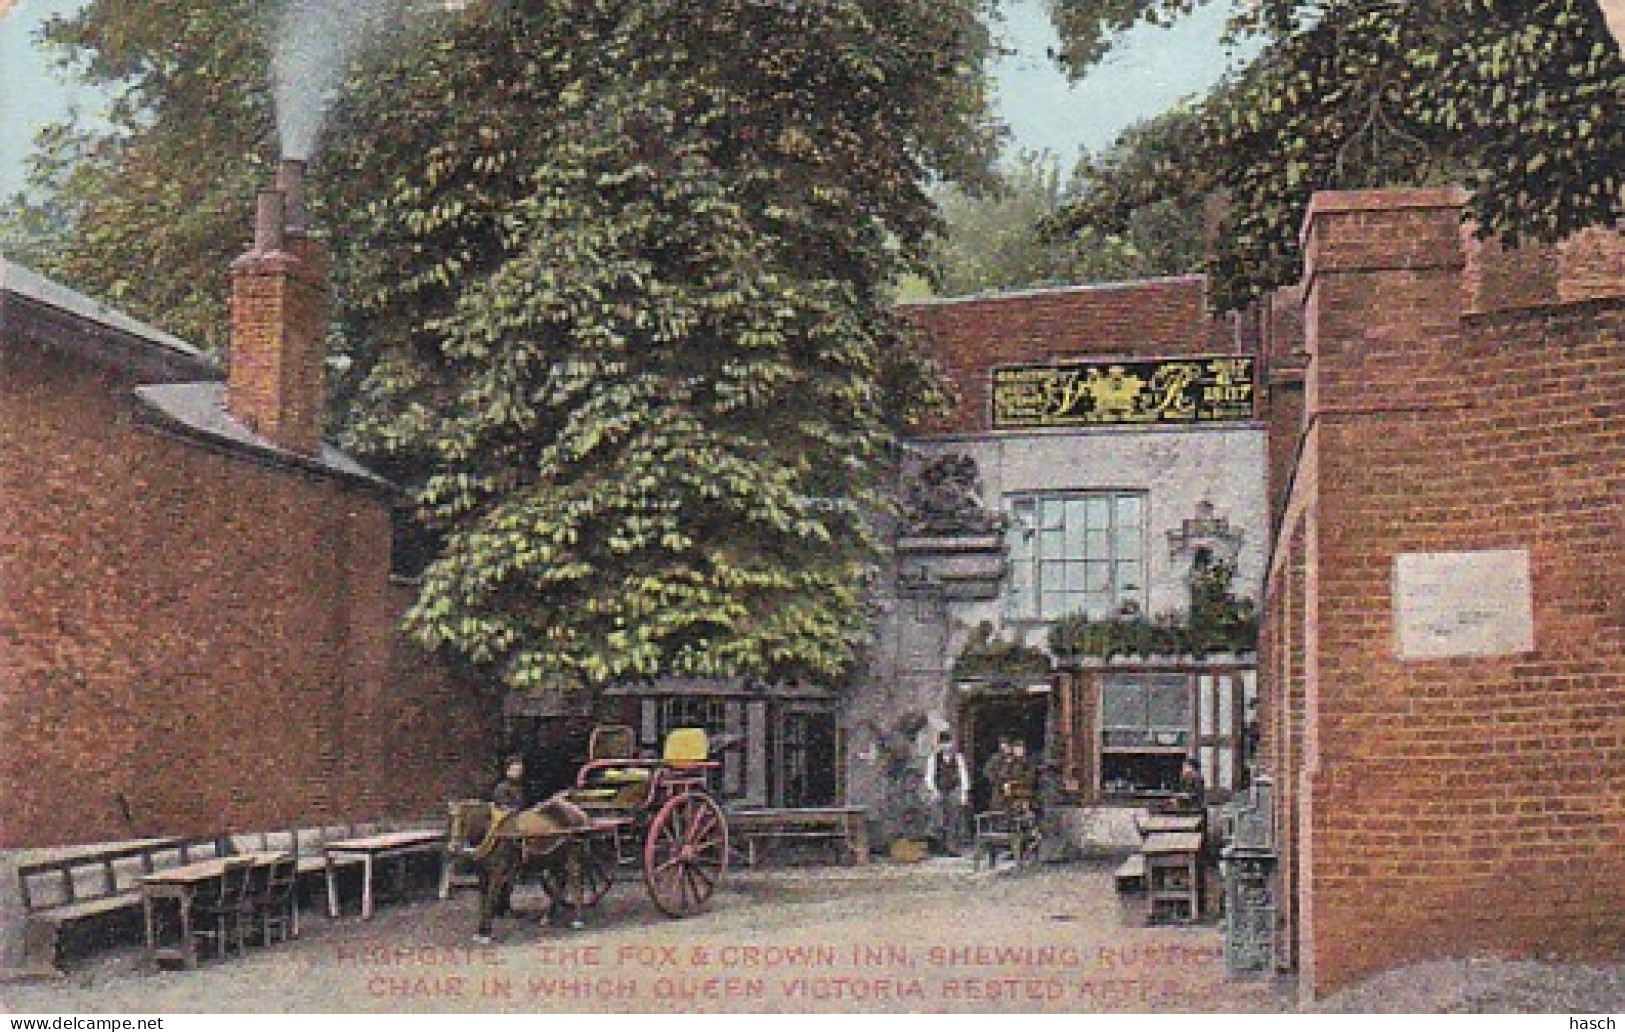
[[728, 806, 869, 867], [1143, 831, 1205, 923], [140, 852, 286, 969], [325, 829, 445, 919], [1137, 813, 1205, 837]]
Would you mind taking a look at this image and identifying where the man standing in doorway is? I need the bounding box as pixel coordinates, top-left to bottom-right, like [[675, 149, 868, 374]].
[[925, 730, 970, 855]]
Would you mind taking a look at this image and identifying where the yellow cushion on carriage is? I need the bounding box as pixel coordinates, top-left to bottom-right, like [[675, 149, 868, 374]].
[[663, 727, 709, 764]]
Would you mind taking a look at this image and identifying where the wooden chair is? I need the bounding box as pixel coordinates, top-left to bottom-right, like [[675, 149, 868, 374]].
[[439, 800, 489, 899], [973, 782, 1039, 872], [193, 858, 254, 960], [252, 856, 299, 946]]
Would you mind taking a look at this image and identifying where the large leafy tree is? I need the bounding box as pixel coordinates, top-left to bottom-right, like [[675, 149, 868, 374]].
[[1049, 0, 1625, 309], [17, 0, 1000, 688], [907, 144, 1202, 299]]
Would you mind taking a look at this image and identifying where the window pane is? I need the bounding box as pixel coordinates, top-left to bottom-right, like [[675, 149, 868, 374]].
[[1006, 556, 1034, 617], [1147, 679, 1191, 729], [1041, 591, 1071, 618], [1039, 563, 1068, 594], [1101, 681, 1145, 726], [1064, 516, 1087, 559], [1116, 560, 1141, 590], [1116, 494, 1143, 526], [1085, 561, 1111, 591], [1041, 527, 1067, 560], [1115, 525, 1142, 554], [1039, 498, 1065, 530], [1085, 528, 1110, 560], [1086, 496, 1111, 530], [1065, 563, 1090, 593]]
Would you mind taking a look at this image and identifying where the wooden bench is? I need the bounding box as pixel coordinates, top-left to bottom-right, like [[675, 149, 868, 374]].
[[16, 835, 228, 978], [729, 807, 869, 867]]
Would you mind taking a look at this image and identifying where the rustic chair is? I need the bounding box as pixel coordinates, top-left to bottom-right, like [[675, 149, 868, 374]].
[[192, 858, 255, 960], [973, 782, 1040, 872], [253, 855, 299, 946], [439, 799, 491, 899]]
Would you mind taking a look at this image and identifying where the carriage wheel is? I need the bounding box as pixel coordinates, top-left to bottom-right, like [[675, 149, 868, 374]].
[[643, 791, 728, 917], [538, 838, 615, 908]]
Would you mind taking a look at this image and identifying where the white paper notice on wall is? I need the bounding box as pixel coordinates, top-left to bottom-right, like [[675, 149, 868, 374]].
[[1393, 549, 1535, 660]]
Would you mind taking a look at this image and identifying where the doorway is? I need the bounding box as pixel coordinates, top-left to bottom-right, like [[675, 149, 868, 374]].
[[960, 691, 1049, 813]]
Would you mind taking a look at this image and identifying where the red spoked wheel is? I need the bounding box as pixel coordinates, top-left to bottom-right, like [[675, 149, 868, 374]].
[[643, 790, 728, 917]]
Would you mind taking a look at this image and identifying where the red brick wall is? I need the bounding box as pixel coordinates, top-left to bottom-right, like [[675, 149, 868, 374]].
[[899, 277, 1240, 435], [0, 347, 500, 847], [1262, 188, 1625, 997]]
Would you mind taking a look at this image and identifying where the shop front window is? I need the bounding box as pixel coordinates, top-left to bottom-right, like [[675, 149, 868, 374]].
[[1099, 673, 1191, 797]]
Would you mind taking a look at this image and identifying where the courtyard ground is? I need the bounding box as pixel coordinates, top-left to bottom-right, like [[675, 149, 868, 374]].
[[3, 857, 1622, 1013], [1, 857, 1288, 1014]]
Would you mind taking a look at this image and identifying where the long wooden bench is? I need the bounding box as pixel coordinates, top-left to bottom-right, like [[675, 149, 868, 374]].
[[16, 817, 441, 976], [729, 807, 869, 867], [16, 835, 229, 978]]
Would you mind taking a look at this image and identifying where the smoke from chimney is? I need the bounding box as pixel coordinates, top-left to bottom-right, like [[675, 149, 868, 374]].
[[270, 0, 397, 160]]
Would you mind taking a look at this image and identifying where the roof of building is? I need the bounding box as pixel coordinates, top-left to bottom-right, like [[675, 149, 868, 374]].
[[896, 273, 1208, 310], [0, 255, 391, 494], [0, 256, 209, 370], [135, 383, 393, 494]]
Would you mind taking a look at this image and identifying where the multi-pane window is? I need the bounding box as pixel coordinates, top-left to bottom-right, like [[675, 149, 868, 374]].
[[1100, 673, 1193, 798], [1100, 675, 1191, 750], [1006, 492, 1146, 620]]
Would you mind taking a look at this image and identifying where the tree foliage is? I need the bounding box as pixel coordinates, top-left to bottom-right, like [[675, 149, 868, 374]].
[[1049, 0, 1625, 309], [913, 145, 1202, 299], [16, 0, 1001, 689]]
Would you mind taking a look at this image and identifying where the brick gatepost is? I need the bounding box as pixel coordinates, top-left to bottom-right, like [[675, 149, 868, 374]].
[[1264, 188, 1625, 998]]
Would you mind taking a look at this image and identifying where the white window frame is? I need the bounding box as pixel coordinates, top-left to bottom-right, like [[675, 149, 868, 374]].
[[1005, 490, 1147, 621]]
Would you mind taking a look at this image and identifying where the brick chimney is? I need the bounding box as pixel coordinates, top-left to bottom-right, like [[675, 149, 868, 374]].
[[228, 159, 329, 456]]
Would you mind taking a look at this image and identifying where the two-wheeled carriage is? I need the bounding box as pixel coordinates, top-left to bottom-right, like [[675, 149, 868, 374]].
[[456, 726, 729, 940]]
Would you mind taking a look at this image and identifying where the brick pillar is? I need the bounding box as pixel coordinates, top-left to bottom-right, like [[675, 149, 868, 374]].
[[227, 184, 330, 457], [1296, 188, 1468, 999]]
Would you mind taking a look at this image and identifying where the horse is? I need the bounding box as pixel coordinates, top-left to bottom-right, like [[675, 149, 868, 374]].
[[457, 795, 596, 942]]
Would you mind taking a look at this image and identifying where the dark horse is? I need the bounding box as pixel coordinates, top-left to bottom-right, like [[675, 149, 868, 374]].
[[457, 797, 597, 942]]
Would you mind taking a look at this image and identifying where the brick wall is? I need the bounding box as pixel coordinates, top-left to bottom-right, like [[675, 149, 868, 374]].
[[0, 345, 500, 847], [228, 221, 329, 457], [900, 277, 1240, 434], [1262, 188, 1625, 997]]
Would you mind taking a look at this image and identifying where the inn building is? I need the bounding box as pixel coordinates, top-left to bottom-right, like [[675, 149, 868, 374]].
[[843, 276, 1269, 845]]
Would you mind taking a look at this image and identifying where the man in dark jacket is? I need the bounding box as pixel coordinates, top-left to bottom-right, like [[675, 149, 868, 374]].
[[492, 756, 528, 810], [924, 731, 969, 855]]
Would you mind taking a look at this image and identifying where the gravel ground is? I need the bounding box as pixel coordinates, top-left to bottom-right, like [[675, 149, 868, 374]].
[[1312, 958, 1625, 1014], [3, 858, 1620, 1014], [1, 857, 1287, 1014]]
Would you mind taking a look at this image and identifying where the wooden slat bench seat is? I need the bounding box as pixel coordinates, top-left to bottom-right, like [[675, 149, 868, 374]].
[[16, 835, 228, 978], [729, 807, 869, 867]]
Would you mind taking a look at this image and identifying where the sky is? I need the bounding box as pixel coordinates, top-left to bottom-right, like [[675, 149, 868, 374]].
[[0, 0, 1242, 197]]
